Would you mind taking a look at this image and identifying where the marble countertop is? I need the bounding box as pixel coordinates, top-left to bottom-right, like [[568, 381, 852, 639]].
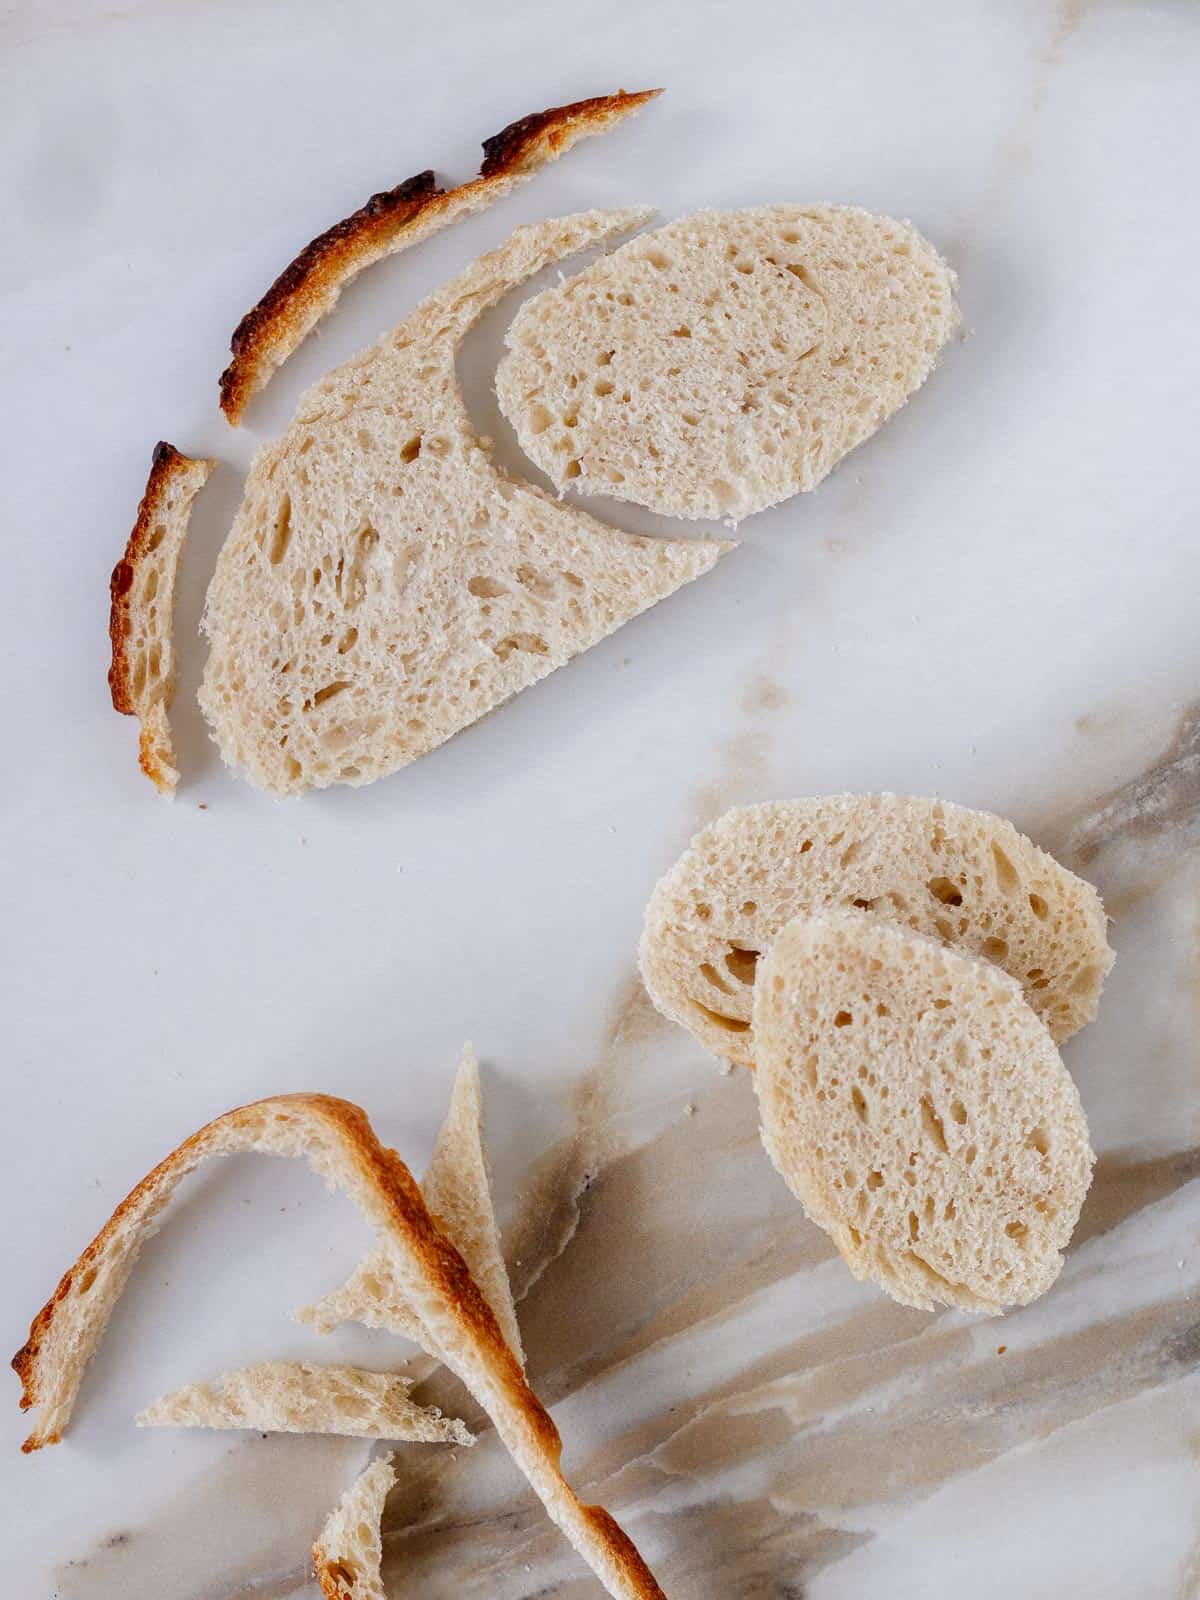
[[5, 1, 1199, 1595]]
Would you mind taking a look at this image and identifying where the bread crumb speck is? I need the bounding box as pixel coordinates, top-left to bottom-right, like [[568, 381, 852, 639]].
[[683, 1102, 695, 1117], [996, 1344, 1007, 1355]]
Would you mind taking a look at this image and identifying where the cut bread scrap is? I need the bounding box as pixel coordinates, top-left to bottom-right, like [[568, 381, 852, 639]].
[[12, 1094, 665, 1599], [314, 1453, 396, 1600], [219, 88, 662, 423], [753, 913, 1094, 1313], [137, 1360, 472, 1444], [200, 208, 730, 795], [299, 1045, 523, 1367], [639, 794, 1113, 1067], [108, 443, 213, 794], [496, 204, 958, 521]]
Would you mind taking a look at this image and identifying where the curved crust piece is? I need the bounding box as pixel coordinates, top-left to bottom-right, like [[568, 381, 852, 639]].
[[12, 1094, 664, 1600], [298, 1046, 524, 1367], [219, 88, 662, 424], [137, 1360, 473, 1445], [313, 1453, 396, 1600], [108, 442, 213, 794]]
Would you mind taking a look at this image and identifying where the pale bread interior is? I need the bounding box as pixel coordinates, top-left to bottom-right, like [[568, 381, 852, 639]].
[[313, 1453, 396, 1600]]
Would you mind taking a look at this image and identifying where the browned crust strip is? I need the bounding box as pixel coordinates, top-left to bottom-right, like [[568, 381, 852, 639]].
[[218, 88, 662, 424], [108, 441, 214, 792], [12, 1093, 665, 1599]]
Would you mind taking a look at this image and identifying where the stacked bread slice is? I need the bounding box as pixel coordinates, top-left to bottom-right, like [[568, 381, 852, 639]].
[[640, 795, 1112, 1312]]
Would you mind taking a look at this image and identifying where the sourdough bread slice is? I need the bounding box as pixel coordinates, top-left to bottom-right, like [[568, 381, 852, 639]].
[[313, 1454, 396, 1600], [219, 89, 661, 423], [299, 1045, 523, 1367], [639, 795, 1113, 1067], [753, 914, 1094, 1312], [496, 204, 957, 521], [12, 1094, 664, 1599], [137, 1360, 471, 1444], [108, 443, 213, 794], [201, 209, 730, 795]]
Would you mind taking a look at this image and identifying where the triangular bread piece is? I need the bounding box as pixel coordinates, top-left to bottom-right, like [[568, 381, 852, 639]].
[[13, 1094, 664, 1598], [199, 209, 731, 795], [753, 913, 1094, 1313], [108, 442, 213, 794], [298, 1045, 523, 1367], [496, 204, 958, 521], [137, 1360, 471, 1444], [639, 794, 1113, 1067], [219, 89, 661, 422], [313, 1453, 396, 1600]]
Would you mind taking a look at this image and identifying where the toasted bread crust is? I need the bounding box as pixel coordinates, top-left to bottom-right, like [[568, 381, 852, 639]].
[[108, 441, 213, 793], [13, 1093, 665, 1597], [218, 88, 661, 424]]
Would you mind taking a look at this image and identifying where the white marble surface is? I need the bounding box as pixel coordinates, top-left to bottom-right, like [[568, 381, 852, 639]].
[[5, 1, 1200, 1595]]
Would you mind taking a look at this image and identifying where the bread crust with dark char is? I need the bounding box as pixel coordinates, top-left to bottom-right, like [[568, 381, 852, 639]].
[[108, 441, 213, 793], [13, 1092, 666, 1598], [218, 88, 662, 424]]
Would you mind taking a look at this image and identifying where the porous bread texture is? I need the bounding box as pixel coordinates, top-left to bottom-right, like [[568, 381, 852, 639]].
[[299, 1046, 523, 1368], [200, 209, 730, 796], [12, 1094, 664, 1599], [496, 204, 957, 521], [313, 1454, 396, 1600], [753, 914, 1095, 1313], [108, 443, 213, 794], [138, 1360, 472, 1445], [639, 795, 1113, 1068], [219, 89, 661, 423]]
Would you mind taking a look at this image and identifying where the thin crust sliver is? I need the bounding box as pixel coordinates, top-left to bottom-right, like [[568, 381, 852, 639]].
[[218, 89, 662, 423], [108, 442, 213, 794]]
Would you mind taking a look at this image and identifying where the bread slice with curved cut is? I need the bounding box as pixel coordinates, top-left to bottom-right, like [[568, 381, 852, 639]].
[[753, 913, 1094, 1313], [496, 204, 957, 522], [200, 209, 730, 795], [298, 1045, 523, 1367], [137, 1360, 472, 1444], [639, 795, 1113, 1068], [219, 89, 661, 423], [108, 442, 213, 794], [313, 1454, 396, 1600], [12, 1094, 665, 1599]]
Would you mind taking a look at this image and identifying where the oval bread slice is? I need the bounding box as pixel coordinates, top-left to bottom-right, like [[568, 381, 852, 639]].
[[496, 204, 957, 521], [753, 914, 1094, 1313], [639, 795, 1113, 1066]]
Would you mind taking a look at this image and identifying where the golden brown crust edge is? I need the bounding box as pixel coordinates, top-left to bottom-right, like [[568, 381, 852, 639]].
[[218, 88, 662, 424], [12, 1093, 666, 1597], [107, 442, 213, 793]]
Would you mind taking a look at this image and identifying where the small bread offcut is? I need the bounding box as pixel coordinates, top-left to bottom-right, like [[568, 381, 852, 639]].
[[138, 1360, 472, 1444], [12, 1094, 664, 1599], [639, 795, 1113, 1067], [299, 1045, 523, 1367], [201, 208, 729, 795], [496, 204, 957, 521], [108, 443, 213, 794], [219, 89, 661, 423], [313, 1453, 396, 1600], [753, 914, 1095, 1313]]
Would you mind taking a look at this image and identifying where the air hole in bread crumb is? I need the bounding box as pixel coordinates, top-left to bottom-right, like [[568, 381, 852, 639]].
[[1027, 1126, 1050, 1156], [982, 936, 1009, 963], [468, 575, 508, 599], [528, 404, 553, 435], [337, 627, 358, 655], [565, 459, 581, 480], [1028, 893, 1049, 920], [834, 1009, 853, 1028], [725, 947, 759, 985], [400, 435, 422, 463], [1005, 1220, 1028, 1242], [928, 876, 963, 906], [695, 902, 712, 921], [493, 633, 548, 661], [965, 1144, 978, 1166], [908, 1210, 920, 1242], [950, 1099, 968, 1125], [691, 1000, 751, 1034], [800, 839, 813, 853], [991, 843, 1020, 893], [851, 1085, 869, 1123], [594, 379, 614, 397], [1070, 963, 1102, 995], [77, 1265, 98, 1294], [671, 325, 692, 338], [867, 1169, 884, 1191], [310, 680, 350, 707], [920, 1097, 948, 1154], [267, 497, 292, 565], [700, 961, 734, 995]]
